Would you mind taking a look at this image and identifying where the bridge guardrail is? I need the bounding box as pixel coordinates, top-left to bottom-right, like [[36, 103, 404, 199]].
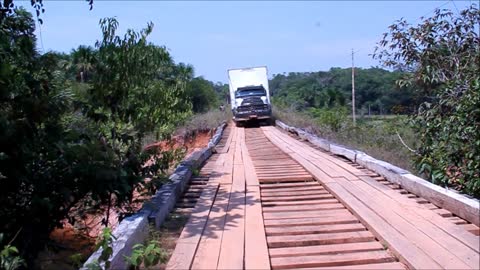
[[275, 119, 480, 227], [82, 122, 227, 269]]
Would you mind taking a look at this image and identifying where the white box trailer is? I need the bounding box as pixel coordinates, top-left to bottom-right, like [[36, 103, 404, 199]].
[[227, 66, 272, 123]]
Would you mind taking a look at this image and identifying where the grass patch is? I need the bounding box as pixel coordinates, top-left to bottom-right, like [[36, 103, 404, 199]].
[[151, 212, 191, 270], [142, 109, 230, 148], [273, 106, 418, 173], [179, 109, 231, 134]]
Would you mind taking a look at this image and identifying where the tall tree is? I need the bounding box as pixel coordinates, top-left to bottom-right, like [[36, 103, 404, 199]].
[[0, 8, 95, 263], [186, 77, 219, 113], [373, 5, 480, 196], [71, 45, 96, 82], [1, 0, 93, 22], [0, 10, 192, 266]]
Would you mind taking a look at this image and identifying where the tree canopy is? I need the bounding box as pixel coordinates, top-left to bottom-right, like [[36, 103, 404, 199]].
[[270, 67, 421, 115], [1, 0, 93, 23], [0, 9, 194, 265], [374, 4, 480, 196], [186, 77, 220, 113]]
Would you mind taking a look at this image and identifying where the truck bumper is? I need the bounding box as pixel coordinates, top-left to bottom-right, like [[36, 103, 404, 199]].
[[233, 110, 271, 122]]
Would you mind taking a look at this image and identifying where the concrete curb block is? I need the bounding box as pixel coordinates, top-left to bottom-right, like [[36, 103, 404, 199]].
[[356, 152, 409, 183], [82, 122, 227, 269], [275, 120, 290, 131], [83, 211, 150, 269], [330, 143, 359, 162], [306, 134, 331, 152], [399, 174, 480, 226], [275, 119, 480, 226], [208, 122, 226, 148]]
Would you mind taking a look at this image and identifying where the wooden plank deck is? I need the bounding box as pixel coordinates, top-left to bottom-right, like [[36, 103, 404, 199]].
[[167, 125, 270, 270], [262, 126, 480, 270], [167, 125, 479, 270]]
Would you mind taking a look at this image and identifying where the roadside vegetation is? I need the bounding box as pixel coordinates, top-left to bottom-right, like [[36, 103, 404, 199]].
[[271, 67, 421, 115], [0, 7, 227, 269], [0, 2, 478, 270], [273, 106, 416, 173], [272, 4, 479, 198], [374, 5, 480, 197], [179, 109, 231, 135]]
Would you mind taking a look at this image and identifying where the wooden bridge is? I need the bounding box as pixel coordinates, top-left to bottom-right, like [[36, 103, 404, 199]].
[[166, 124, 480, 270]]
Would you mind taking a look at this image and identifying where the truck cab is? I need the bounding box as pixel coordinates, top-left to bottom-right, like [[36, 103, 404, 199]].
[[228, 66, 272, 124]]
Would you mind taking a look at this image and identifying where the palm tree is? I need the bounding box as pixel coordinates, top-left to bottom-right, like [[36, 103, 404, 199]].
[[71, 45, 96, 83], [175, 62, 194, 82]]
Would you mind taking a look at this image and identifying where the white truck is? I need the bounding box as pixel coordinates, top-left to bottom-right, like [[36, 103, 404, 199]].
[[228, 66, 272, 125]]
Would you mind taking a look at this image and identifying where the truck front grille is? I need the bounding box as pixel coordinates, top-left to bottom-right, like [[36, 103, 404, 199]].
[[237, 104, 269, 112]]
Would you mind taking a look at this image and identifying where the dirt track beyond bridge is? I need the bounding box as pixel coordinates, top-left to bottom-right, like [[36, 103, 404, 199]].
[[166, 124, 480, 270]]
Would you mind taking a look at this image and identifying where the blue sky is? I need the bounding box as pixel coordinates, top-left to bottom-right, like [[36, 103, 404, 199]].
[[20, 0, 474, 82]]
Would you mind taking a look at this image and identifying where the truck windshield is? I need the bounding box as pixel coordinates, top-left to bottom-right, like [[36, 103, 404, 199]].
[[235, 88, 266, 98]]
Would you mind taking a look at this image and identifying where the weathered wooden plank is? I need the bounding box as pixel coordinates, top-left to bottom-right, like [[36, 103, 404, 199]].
[[270, 250, 396, 270], [166, 183, 219, 269], [461, 224, 480, 236], [360, 175, 479, 253], [264, 214, 359, 228], [258, 175, 314, 182], [265, 127, 361, 180], [245, 186, 270, 269], [261, 190, 330, 197], [262, 203, 345, 213], [263, 127, 475, 270], [267, 231, 375, 248], [241, 132, 260, 186], [299, 262, 406, 269], [261, 186, 326, 193], [190, 185, 231, 269], [256, 169, 307, 174], [262, 194, 335, 202], [264, 208, 352, 220], [324, 182, 442, 270], [263, 129, 350, 184], [347, 178, 478, 268], [217, 149, 246, 269], [262, 199, 340, 208], [268, 242, 384, 258], [260, 181, 318, 189], [217, 123, 235, 154], [265, 223, 365, 236]]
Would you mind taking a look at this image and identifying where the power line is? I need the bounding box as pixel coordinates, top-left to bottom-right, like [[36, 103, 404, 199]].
[[450, 0, 460, 13], [418, 1, 450, 21]]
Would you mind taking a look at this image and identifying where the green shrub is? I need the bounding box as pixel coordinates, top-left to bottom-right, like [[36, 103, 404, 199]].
[[0, 233, 25, 270], [374, 4, 480, 197], [0, 10, 192, 265], [308, 106, 348, 132], [124, 241, 167, 270]]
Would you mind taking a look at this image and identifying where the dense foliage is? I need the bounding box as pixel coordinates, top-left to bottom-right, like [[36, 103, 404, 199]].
[[186, 77, 220, 113], [374, 4, 480, 197], [0, 9, 195, 266], [1, 0, 93, 22], [270, 67, 422, 115]]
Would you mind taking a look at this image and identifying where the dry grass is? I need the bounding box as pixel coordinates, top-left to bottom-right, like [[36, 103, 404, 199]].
[[273, 106, 418, 173], [142, 109, 231, 148], [174, 109, 231, 137], [148, 213, 190, 270]]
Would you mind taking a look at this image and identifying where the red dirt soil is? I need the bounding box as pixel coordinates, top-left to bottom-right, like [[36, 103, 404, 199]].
[[36, 131, 213, 269]]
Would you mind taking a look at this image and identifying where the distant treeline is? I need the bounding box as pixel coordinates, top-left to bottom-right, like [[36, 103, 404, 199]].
[[269, 67, 424, 115]]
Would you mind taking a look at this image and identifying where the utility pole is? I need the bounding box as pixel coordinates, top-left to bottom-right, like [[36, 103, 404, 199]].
[[351, 48, 356, 126]]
